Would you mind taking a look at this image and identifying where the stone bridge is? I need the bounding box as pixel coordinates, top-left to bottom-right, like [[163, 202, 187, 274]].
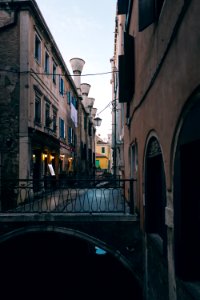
[[0, 178, 143, 287]]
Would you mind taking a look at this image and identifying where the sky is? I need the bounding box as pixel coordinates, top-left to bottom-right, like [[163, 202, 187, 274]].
[[35, 0, 117, 140]]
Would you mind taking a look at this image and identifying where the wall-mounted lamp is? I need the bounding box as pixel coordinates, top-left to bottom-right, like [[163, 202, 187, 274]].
[[42, 153, 48, 160], [32, 154, 36, 163], [94, 117, 102, 127]]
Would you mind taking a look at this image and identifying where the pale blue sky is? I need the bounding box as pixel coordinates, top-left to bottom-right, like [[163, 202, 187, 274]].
[[35, 0, 117, 138]]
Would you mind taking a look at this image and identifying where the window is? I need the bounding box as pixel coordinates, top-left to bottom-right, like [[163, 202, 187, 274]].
[[34, 34, 41, 63], [59, 77, 64, 96], [71, 97, 78, 109], [101, 147, 105, 154], [59, 118, 65, 139], [117, 0, 129, 15], [52, 62, 57, 84], [35, 93, 41, 124], [67, 91, 71, 104], [52, 109, 57, 132], [88, 121, 92, 136], [44, 51, 49, 73], [81, 143, 87, 160], [156, 0, 165, 18], [131, 144, 138, 178], [96, 160, 100, 168], [45, 103, 50, 127], [138, 0, 165, 32], [84, 115, 87, 130], [118, 33, 135, 103], [68, 127, 72, 144]]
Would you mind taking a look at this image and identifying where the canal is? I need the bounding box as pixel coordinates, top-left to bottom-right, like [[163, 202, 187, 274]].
[[0, 231, 143, 299]]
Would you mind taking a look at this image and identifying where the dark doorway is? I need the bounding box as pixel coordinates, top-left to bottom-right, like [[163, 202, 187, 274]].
[[175, 139, 200, 280], [145, 138, 167, 246], [174, 99, 200, 280]]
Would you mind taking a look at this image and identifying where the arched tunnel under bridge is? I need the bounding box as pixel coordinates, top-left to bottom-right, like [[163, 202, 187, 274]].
[[0, 226, 143, 299]]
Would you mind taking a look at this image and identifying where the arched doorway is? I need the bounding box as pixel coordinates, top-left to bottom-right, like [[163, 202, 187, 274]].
[[144, 136, 168, 300], [145, 137, 167, 249], [174, 98, 200, 280]]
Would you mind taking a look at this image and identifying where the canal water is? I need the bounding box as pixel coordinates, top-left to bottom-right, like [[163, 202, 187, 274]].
[[0, 232, 143, 299]]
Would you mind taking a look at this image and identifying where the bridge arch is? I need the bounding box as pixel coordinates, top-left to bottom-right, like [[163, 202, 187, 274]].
[[0, 224, 140, 281]]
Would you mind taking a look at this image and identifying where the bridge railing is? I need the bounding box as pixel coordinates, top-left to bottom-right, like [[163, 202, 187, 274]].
[[0, 178, 136, 214]]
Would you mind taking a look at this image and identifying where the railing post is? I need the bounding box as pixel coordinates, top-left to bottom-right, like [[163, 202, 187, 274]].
[[129, 179, 134, 214]]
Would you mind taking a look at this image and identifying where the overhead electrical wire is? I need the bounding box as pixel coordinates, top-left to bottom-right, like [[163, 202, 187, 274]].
[[96, 102, 112, 116], [0, 68, 117, 115], [0, 68, 118, 77]]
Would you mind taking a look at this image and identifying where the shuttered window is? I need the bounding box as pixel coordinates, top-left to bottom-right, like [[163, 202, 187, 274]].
[[35, 94, 41, 124], [117, 0, 129, 15], [68, 127, 72, 144], [59, 77, 64, 96], [67, 91, 71, 104], [138, 0, 155, 32], [139, 0, 165, 31], [52, 62, 57, 84], [118, 33, 135, 103], [34, 34, 41, 63], [59, 118, 65, 139]]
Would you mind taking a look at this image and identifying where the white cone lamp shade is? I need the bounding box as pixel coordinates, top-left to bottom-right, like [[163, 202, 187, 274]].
[[69, 58, 85, 90], [81, 83, 91, 96], [91, 107, 97, 118], [69, 58, 85, 73], [87, 97, 95, 108]]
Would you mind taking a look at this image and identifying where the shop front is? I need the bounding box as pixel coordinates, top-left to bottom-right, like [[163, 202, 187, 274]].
[[30, 128, 60, 190], [59, 141, 76, 178]]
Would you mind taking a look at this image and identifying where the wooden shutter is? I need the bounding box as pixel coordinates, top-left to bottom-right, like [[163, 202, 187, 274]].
[[124, 32, 135, 101], [118, 55, 126, 103], [118, 33, 135, 103], [138, 0, 155, 32], [117, 0, 129, 15]]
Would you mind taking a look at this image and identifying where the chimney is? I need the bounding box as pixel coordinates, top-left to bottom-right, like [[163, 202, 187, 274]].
[[69, 58, 85, 94], [81, 83, 91, 96], [80, 83, 91, 105], [85, 97, 95, 115], [91, 107, 97, 118]]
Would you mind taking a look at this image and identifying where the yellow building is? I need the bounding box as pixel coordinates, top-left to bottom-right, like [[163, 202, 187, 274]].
[[95, 135, 111, 173]]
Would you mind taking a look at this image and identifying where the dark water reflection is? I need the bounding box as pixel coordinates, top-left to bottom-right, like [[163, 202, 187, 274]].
[[0, 232, 142, 299]]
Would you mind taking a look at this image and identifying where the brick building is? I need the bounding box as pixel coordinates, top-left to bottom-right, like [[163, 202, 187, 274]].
[[0, 0, 98, 207], [95, 135, 112, 174]]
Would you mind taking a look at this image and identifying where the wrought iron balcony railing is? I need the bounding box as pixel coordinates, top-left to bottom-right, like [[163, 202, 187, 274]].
[[0, 178, 136, 214]]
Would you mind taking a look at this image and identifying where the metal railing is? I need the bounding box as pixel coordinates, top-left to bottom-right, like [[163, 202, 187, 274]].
[[0, 178, 136, 214]]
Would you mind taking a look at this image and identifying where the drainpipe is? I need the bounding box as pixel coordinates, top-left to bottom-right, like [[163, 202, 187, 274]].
[[110, 57, 117, 179]]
